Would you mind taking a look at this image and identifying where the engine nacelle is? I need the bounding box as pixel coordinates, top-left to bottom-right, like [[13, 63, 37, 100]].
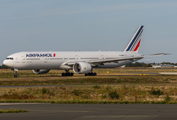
[[73, 62, 92, 74], [32, 69, 50, 74]]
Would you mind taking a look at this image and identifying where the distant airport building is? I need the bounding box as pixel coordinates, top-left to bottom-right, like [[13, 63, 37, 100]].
[[152, 64, 176, 68]]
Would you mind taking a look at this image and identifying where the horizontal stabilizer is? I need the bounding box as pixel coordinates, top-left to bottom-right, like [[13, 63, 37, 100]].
[[144, 53, 171, 57]]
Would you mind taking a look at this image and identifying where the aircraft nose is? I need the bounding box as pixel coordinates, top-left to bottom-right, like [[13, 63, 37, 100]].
[[3, 60, 7, 66], [3, 60, 12, 67]]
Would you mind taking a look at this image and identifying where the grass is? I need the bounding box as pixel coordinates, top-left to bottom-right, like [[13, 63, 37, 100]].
[[0, 68, 177, 86], [149, 89, 163, 96], [0, 109, 28, 113], [0, 68, 177, 104], [93, 85, 101, 89], [0, 100, 176, 104], [0, 75, 174, 86], [165, 94, 171, 102], [108, 91, 119, 99], [0, 85, 176, 102]]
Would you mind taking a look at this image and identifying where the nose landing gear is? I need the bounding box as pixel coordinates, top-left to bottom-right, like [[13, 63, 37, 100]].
[[62, 69, 74, 76], [14, 68, 18, 77]]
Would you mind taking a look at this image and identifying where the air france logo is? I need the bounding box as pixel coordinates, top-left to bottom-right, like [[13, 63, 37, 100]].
[[26, 53, 55, 57]]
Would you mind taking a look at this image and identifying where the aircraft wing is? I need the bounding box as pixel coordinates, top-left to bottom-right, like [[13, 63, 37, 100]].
[[64, 56, 144, 66], [88, 56, 143, 64], [64, 53, 170, 66], [89, 53, 170, 65]]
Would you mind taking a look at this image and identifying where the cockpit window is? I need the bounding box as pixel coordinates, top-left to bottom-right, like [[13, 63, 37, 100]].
[[6, 57, 13, 60]]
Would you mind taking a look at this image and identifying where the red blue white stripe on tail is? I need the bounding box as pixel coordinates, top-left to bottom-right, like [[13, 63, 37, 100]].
[[123, 25, 144, 53]]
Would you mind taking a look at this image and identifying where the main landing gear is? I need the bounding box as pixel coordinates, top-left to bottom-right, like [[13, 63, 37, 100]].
[[14, 68, 18, 77], [62, 69, 73, 76], [85, 72, 97, 76]]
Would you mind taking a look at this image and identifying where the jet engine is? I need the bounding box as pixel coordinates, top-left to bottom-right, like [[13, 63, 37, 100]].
[[32, 69, 50, 74], [73, 62, 92, 74]]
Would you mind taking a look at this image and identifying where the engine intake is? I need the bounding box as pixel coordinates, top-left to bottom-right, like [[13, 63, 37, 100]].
[[73, 62, 92, 74], [32, 69, 50, 74]]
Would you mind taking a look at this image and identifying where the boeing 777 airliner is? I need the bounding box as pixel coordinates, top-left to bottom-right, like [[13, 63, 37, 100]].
[[3, 26, 167, 77]]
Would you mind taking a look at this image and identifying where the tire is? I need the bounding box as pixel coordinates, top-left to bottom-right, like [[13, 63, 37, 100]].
[[66, 73, 69, 76], [14, 74, 18, 77], [70, 73, 73, 76], [62, 73, 65, 76]]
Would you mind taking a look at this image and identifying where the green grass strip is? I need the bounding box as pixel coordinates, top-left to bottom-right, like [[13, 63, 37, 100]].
[[0, 109, 28, 113], [0, 100, 177, 104]]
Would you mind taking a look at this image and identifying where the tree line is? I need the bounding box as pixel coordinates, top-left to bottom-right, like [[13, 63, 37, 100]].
[[125, 62, 152, 67], [0, 65, 10, 69], [126, 62, 177, 67]]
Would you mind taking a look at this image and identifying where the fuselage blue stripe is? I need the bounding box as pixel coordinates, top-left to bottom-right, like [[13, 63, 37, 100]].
[[129, 29, 143, 51], [126, 26, 143, 51]]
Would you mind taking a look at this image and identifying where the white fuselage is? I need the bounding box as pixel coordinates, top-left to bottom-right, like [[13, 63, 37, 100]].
[[3, 25, 145, 74], [3, 51, 142, 70]]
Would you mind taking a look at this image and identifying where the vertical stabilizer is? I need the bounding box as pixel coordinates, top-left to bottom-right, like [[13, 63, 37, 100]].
[[123, 25, 144, 53]]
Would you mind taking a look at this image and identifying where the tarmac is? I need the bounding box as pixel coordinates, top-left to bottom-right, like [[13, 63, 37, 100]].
[[0, 103, 177, 120]]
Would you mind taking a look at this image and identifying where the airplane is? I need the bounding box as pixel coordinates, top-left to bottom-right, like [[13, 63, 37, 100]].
[[3, 25, 168, 77]]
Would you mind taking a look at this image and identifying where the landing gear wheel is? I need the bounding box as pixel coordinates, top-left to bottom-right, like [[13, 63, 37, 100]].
[[85, 72, 97, 76], [14, 74, 18, 77], [70, 73, 73, 76], [62, 70, 74, 76], [62, 73, 65, 76], [14, 68, 18, 78], [62, 72, 74, 76]]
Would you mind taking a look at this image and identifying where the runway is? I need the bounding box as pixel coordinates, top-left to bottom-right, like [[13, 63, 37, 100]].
[[0, 73, 159, 79], [0, 103, 177, 120]]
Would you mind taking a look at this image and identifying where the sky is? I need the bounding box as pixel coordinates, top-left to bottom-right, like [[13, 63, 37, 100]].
[[0, 0, 177, 64]]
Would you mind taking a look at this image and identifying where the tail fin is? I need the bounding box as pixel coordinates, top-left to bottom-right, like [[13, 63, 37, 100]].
[[123, 25, 144, 53]]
